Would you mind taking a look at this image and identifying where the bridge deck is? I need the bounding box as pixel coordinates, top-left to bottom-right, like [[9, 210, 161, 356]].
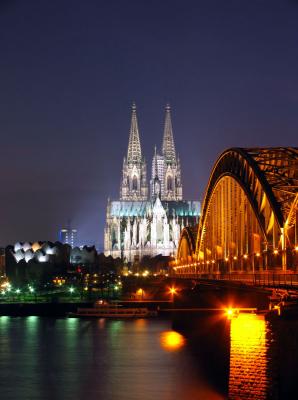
[[173, 272, 298, 290]]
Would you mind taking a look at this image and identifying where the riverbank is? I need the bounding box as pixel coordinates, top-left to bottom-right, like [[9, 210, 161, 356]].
[[0, 302, 93, 317], [0, 300, 172, 317]]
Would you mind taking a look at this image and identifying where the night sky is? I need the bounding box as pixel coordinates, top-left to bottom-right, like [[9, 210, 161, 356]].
[[0, 0, 297, 248]]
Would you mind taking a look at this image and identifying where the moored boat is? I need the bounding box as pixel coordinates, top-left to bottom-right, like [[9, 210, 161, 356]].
[[69, 300, 157, 318]]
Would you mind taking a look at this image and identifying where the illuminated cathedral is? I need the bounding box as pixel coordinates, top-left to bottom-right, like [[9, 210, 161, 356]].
[[104, 103, 200, 261]]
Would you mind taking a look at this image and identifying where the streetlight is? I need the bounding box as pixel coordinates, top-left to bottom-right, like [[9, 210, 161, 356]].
[[225, 307, 239, 320], [169, 287, 177, 304], [169, 287, 177, 295]]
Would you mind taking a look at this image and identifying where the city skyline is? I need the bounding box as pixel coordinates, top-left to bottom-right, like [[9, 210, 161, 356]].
[[0, 0, 297, 247]]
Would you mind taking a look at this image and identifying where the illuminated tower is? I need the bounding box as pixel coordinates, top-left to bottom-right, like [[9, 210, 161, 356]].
[[59, 228, 77, 247], [162, 104, 183, 200], [151, 105, 183, 201], [120, 103, 148, 200]]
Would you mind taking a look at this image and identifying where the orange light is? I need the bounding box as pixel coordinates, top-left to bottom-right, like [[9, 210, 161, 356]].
[[225, 257, 229, 262], [226, 307, 239, 319], [160, 331, 186, 351], [243, 254, 248, 259], [233, 256, 237, 260], [295, 246, 298, 252], [169, 287, 177, 295], [227, 308, 234, 317], [206, 261, 210, 265], [274, 249, 278, 255], [256, 253, 260, 257], [212, 260, 215, 264]]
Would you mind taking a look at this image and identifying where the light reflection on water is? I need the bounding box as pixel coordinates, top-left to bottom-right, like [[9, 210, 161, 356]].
[[229, 314, 268, 399], [160, 330, 186, 351], [1, 314, 297, 399], [0, 317, 225, 400]]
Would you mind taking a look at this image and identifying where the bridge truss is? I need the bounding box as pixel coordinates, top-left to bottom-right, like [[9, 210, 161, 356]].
[[175, 148, 298, 275]]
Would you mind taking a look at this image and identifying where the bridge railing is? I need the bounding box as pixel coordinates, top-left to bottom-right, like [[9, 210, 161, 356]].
[[174, 272, 298, 289]]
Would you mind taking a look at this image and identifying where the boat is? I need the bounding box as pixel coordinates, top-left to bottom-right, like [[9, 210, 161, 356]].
[[70, 300, 157, 318]]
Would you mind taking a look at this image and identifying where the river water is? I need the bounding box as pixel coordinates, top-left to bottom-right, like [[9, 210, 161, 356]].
[[0, 315, 297, 399]]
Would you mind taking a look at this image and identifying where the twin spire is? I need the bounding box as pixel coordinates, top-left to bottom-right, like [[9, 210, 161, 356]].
[[122, 102, 182, 202], [127, 102, 142, 163], [162, 104, 176, 163], [127, 103, 177, 164]]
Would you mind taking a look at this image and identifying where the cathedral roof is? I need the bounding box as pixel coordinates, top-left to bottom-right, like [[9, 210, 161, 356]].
[[109, 200, 200, 218], [110, 201, 149, 217], [163, 200, 200, 217]]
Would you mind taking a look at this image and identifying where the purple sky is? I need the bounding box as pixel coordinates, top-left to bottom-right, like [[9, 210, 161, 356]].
[[0, 0, 297, 249]]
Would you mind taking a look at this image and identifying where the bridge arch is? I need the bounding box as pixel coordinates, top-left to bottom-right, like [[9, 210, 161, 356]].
[[177, 227, 197, 263], [177, 148, 298, 272]]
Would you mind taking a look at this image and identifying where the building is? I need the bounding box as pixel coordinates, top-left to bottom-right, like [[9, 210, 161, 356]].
[[5, 241, 114, 288], [7, 241, 69, 264], [59, 227, 77, 248], [104, 104, 200, 261]]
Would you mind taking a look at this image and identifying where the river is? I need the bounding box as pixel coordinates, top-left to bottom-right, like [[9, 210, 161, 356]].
[[0, 314, 297, 399]]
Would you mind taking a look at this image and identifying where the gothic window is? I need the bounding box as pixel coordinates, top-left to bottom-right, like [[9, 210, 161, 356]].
[[167, 176, 173, 191], [132, 175, 138, 191]]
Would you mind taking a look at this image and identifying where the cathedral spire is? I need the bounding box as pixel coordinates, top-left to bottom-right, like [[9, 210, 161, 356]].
[[120, 103, 148, 201], [153, 145, 161, 199], [127, 102, 142, 163], [154, 145, 158, 178], [162, 104, 176, 163]]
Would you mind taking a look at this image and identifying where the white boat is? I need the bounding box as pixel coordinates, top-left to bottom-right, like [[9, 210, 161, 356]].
[[71, 300, 157, 318]]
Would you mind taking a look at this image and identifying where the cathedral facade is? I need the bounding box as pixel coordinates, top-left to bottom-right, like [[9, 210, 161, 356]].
[[104, 104, 200, 261]]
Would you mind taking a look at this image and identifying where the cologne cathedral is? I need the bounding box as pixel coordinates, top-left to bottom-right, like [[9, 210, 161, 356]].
[[104, 104, 200, 261]]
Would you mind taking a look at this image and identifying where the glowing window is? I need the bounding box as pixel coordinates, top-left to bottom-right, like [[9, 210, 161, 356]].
[[167, 176, 173, 191], [132, 176, 138, 190]]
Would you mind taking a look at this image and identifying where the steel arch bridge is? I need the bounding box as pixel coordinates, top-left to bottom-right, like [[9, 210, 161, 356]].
[[175, 147, 298, 276]]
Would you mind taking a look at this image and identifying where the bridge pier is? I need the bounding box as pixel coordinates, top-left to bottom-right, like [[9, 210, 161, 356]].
[[172, 306, 298, 399]]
